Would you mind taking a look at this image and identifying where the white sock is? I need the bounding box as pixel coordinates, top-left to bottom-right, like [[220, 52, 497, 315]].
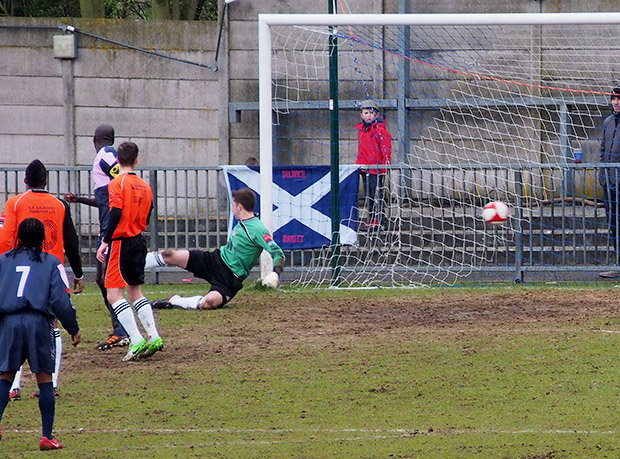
[[169, 295, 203, 309], [145, 251, 166, 269], [112, 299, 143, 345], [10, 368, 22, 391], [53, 328, 62, 388], [134, 297, 160, 341]]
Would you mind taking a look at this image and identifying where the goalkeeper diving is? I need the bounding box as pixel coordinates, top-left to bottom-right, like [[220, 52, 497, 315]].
[[146, 187, 285, 310]]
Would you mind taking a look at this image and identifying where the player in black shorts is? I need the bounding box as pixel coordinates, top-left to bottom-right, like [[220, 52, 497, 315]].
[[184, 249, 244, 305], [0, 218, 81, 451], [146, 188, 284, 310]]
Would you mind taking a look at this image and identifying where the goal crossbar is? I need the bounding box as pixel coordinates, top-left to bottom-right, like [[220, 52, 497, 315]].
[[258, 12, 620, 27]]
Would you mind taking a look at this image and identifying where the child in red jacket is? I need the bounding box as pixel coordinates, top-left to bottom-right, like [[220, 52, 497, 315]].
[[356, 100, 392, 230]]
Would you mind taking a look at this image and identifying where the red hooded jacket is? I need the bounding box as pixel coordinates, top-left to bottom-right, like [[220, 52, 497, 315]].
[[356, 118, 392, 174]]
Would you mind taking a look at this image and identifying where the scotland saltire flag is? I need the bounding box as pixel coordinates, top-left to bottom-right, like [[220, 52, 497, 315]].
[[223, 165, 359, 250]]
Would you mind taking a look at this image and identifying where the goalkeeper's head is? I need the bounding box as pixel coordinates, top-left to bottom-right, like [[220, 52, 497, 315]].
[[232, 187, 256, 213]]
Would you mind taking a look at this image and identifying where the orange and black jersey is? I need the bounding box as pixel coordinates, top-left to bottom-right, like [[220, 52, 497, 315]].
[[103, 172, 153, 242], [0, 189, 83, 278]]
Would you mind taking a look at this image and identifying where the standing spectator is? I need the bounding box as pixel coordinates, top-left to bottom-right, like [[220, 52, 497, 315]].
[[0, 218, 81, 450], [355, 99, 392, 230], [244, 156, 259, 166], [96, 142, 163, 361], [0, 159, 83, 399], [64, 124, 129, 350], [148, 187, 285, 310], [599, 87, 620, 278]]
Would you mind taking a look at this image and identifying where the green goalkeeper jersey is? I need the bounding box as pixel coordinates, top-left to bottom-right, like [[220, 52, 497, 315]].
[[219, 216, 285, 280]]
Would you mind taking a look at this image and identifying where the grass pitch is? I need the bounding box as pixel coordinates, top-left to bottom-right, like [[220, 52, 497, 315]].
[[2, 283, 620, 457]]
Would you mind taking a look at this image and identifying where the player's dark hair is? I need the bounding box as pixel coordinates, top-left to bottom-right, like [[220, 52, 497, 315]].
[[9, 218, 44, 262], [232, 187, 256, 212], [25, 159, 47, 189], [93, 124, 114, 148], [117, 141, 139, 166]]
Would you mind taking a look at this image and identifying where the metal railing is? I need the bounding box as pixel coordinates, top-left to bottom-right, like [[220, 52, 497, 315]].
[[0, 166, 230, 278], [0, 163, 617, 284]]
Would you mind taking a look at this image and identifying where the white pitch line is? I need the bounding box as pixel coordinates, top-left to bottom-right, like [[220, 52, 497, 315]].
[[4, 427, 617, 436], [3, 427, 614, 452]]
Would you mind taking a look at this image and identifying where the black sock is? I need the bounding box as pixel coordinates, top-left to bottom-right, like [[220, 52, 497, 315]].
[[37, 382, 55, 439]]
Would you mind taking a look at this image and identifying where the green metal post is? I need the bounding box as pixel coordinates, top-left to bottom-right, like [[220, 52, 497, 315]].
[[328, 1, 341, 285]]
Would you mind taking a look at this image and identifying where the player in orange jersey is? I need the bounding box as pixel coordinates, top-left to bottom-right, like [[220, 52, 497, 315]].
[[0, 159, 83, 399], [96, 142, 163, 362]]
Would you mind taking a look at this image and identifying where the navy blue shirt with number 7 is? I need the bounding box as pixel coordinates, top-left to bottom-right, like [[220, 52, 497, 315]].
[[0, 250, 79, 336]]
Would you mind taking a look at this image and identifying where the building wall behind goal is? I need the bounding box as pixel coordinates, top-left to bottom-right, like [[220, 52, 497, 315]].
[[0, 1, 615, 171]]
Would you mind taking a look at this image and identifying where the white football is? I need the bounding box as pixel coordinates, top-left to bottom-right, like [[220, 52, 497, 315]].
[[482, 201, 510, 226], [262, 272, 280, 288]]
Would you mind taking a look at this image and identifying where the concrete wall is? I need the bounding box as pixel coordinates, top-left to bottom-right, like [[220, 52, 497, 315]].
[[0, 17, 220, 169], [1, 1, 620, 171]]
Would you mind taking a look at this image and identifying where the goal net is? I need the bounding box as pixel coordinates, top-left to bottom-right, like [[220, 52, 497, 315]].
[[258, 13, 620, 287]]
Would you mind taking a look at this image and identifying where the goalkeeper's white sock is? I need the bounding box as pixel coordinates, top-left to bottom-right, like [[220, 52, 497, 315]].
[[145, 251, 166, 269], [53, 328, 62, 388], [10, 367, 22, 392], [134, 297, 160, 341], [169, 295, 203, 309]]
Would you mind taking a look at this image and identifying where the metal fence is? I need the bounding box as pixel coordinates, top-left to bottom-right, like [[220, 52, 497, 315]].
[[386, 163, 615, 283], [0, 164, 617, 284], [0, 165, 230, 279]]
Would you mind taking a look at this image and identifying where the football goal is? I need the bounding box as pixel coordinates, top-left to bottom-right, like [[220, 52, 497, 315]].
[[257, 13, 620, 287]]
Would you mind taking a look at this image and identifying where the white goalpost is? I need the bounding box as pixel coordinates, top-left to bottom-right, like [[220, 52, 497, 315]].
[[258, 13, 620, 287]]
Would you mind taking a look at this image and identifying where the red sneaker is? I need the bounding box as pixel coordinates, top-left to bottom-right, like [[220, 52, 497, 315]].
[[40, 436, 63, 450]]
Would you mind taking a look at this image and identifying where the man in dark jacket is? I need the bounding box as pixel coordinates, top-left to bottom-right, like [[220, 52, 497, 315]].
[[599, 88, 620, 278]]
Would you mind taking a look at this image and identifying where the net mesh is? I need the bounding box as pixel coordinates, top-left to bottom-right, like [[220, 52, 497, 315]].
[[265, 20, 619, 286]]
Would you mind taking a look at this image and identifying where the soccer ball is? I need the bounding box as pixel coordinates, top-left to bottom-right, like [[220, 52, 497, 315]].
[[482, 201, 510, 226]]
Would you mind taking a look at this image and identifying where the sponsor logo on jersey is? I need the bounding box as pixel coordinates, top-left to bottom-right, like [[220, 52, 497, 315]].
[[110, 164, 120, 178]]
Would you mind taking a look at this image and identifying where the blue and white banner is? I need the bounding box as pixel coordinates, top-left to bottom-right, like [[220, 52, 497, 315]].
[[223, 165, 359, 250]]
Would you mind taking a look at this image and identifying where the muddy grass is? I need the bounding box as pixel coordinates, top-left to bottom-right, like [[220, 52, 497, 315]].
[[63, 286, 620, 374]]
